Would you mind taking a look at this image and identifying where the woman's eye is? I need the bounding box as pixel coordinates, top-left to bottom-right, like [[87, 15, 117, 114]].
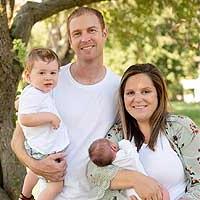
[[142, 90, 151, 94], [126, 91, 134, 96]]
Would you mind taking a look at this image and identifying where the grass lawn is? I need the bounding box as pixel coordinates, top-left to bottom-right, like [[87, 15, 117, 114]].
[[171, 101, 200, 127]]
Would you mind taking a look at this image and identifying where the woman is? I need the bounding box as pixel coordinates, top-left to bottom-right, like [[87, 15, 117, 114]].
[[87, 63, 200, 200]]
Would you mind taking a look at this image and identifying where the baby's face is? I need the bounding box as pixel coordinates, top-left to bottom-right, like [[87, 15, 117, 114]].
[[27, 59, 59, 93]]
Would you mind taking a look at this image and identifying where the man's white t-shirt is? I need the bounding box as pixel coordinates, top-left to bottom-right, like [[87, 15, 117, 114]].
[[18, 85, 69, 155], [39, 64, 120, 200]]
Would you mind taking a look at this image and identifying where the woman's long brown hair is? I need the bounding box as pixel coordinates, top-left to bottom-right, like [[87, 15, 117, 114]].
[[119, 63, 169, 151]]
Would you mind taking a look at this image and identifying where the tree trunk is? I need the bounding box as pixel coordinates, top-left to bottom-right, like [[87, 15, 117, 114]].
[[0, 2, 25, 200], [0, 187, 10, 200]]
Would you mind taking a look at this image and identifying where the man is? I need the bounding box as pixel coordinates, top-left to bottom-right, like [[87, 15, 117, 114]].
[[12, 7, 163, 200]]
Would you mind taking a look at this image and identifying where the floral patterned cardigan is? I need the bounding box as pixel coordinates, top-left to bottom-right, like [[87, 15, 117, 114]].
[[87, 114, 200, 200]]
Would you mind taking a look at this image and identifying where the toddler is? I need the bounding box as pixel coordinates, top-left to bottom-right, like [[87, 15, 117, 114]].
[[18, 48, 70, 200]]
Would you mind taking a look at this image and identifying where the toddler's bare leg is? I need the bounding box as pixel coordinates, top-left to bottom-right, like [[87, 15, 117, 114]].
[[37, 181, 63, 200], [20, 169, 38, 199]]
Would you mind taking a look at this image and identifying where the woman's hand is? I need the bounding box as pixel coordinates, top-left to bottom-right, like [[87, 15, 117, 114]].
[[29, 152, 67, 182], [129, 195, 137, 200], [133, 174, 163, 200], [111, 170, 163, 200]]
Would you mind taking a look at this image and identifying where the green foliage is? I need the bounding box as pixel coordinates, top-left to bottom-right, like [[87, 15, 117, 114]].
[[96, 0, 200, 98], [171, 101, 200, 126], [28, 9, 71, 62], [26, 0, 199, 99], [12, 39, 26, 64]]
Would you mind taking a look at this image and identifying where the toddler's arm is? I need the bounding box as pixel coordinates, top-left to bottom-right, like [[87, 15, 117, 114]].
[[20, 112, 60, 129]]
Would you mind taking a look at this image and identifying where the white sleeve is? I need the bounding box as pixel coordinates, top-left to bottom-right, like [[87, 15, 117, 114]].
[[115, 139, 147, 175], [18, 86, 47, 114], [118, 139, 136, 153]]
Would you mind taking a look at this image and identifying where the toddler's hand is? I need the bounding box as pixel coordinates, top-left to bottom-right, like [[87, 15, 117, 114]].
[[50, 114, 61, 129]]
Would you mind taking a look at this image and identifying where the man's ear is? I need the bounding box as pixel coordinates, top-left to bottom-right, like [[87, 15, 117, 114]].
[[102, 27, 108, 38], [68, 37, 72, 45]]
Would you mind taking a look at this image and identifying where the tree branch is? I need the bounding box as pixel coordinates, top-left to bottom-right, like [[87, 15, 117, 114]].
[[11, 0, 109, 44], [6, 0, 15, 20]]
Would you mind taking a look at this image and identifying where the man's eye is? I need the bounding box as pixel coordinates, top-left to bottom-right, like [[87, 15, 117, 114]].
[[73, 32, 81, 37], [89, 29, 97, 33]]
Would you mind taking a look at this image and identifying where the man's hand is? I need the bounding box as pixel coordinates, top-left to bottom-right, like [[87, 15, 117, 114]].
[[29, 152, 67, 182]]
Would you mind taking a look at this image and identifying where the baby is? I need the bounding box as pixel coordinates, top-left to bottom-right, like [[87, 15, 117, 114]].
[[89, 138, 169, 200]]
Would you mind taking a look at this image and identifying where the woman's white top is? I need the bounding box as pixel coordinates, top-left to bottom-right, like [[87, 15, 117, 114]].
[[139, 134, 187, 200]]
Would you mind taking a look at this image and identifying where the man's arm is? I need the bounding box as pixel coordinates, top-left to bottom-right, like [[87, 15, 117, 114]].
[[19, 112, 60, 128], [11, 123, 66, 181]]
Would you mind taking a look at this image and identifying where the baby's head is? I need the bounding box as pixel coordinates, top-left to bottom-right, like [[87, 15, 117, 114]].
[[23, 48, 61, 93], [88, 138, 119, 167]]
